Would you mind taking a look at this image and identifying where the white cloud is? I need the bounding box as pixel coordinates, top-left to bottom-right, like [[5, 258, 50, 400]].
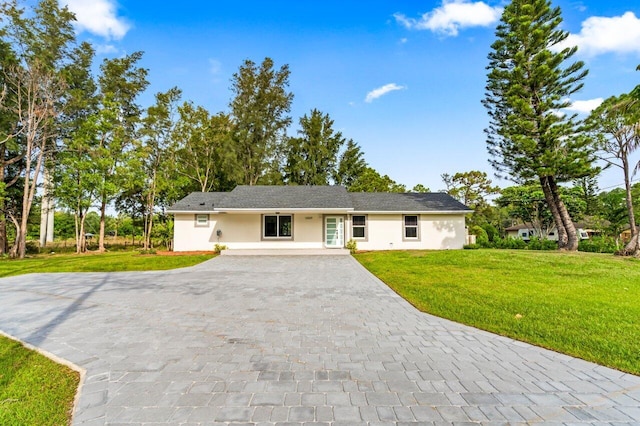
[[209, 59, 222, 76], [565, 98, 604, 114], [556, 12, 640, 56], [365, 83, 406, 103], [63, 0, 130, 40], [394, 0, 502, 37], [95, 44, 119, 55]]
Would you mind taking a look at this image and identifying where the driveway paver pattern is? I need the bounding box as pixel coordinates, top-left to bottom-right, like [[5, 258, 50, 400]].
[[0, 255, 639, 425]]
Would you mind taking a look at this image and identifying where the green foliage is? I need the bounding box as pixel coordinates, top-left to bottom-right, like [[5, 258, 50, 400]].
[[214, 243, 228, 254], [0, 335, 79, 426], [586, 94, 640, 254], [355, 250, 640, 375], [579, 237, 618, 254], [526, 236, 558, 251], [349, 167, 406, 193], [230, 57, 293, 185], [469, 225, 489, 245], [484, 0, 593, 251], [492, 237, 527, 250], [411, 184, 430, 193], [441, 170, 499, 208], [481, 223, 499, 242], [484, 0, 592, 183], [333, 139, 367, 188], [463, 243, 480, 250], [284, 109, 345, 185], [345, 239, 357, 254], [171, 103, 236, 192], [496, 184, 586, 236]]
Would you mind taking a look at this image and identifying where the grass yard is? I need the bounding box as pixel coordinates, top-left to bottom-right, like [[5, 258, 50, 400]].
[[355, 249, 640, 375], [0, 334, 79, 426], [0, 251, 215, 278]]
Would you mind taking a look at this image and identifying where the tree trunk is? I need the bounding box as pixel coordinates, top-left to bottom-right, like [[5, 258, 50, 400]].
[[8, 213, 21, 258], [39, 166, 55, 247], [98, 197, 107, 252], [0, 144, 6, 255], [547, 175, 579, 251], [622, 157, 639, 256], [539, 176, 567, 249], [146, 213, 154, 249]]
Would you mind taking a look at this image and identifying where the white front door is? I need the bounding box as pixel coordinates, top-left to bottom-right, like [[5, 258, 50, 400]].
[[325, 216, 344, 248]]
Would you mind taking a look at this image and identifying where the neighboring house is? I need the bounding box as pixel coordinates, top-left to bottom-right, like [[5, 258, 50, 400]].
[[167, 185, 472, 252], [505, 223, 589, 241]]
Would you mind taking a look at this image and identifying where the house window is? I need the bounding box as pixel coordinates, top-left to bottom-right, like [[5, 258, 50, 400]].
[[263, 214, 292, 238], [352, 215, 367, 240], [403, 215, 419, 239], [195, 214, 209, 226]]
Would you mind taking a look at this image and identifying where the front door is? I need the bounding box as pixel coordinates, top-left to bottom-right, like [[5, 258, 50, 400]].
[[325, 216, 344, 248]]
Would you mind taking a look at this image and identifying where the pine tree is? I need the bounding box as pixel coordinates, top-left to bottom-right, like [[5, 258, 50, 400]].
[[483, 0, 593, 250]]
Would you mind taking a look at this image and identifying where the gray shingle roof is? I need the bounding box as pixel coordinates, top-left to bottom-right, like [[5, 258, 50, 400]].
[[167, 186, 471, 213], [221, 185, 352, 209], [168, 192, 228, 211], [349, 192, 470, 212]]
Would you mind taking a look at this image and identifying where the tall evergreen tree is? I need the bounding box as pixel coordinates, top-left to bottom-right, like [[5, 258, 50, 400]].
[[94, 52, 149, 252], [229, 57, 293, 185], [333, 139, 367, 188], [483, 0, 593, 251], [284, 109, 345, 185], [138, 87, 182, 249], [171, 103, 235, 193]]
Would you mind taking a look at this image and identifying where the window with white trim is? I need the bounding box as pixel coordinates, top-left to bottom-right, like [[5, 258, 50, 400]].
[[403, 215, 419, 239], [352, 215, 367, 239], [263, 214, 292, 238], [195, 214, 209, 226]]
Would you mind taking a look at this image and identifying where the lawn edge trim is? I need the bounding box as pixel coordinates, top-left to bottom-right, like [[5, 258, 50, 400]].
[[0, 329, 85, 424]]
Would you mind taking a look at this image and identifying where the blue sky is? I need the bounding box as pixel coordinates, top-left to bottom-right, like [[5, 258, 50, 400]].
[[62, 0, 640, 192]]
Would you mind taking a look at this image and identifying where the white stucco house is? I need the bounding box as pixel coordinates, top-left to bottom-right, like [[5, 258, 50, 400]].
[[167, 185, 472, 252]]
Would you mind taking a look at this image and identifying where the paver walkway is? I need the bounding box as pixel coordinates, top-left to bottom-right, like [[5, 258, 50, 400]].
[[0, 255, 639, 425]]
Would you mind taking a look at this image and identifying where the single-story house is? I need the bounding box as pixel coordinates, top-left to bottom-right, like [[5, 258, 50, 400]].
[[505, 223, 590, 241], [167, 185, 472, 252]]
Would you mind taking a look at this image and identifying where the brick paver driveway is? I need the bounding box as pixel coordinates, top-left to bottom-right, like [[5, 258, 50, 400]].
[[1, 255, 639, 425]]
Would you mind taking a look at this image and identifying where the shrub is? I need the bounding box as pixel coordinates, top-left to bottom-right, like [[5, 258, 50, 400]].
[[214, 243, 228, 254], [493, 237, 527, 250], [346, 239, 358, 254], [137, 249, 157, 255], [481, 224, 499, 242], [25, 241, 40, 255], [463, 243, 480, 250], [579, 237, 617, 254], [469, 225, 489, 245]]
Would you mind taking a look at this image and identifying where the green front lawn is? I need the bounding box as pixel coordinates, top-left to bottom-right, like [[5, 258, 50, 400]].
[[0, 251, 214, 278], [0, 335, 79, 426], [355, 250, 640, 375]]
